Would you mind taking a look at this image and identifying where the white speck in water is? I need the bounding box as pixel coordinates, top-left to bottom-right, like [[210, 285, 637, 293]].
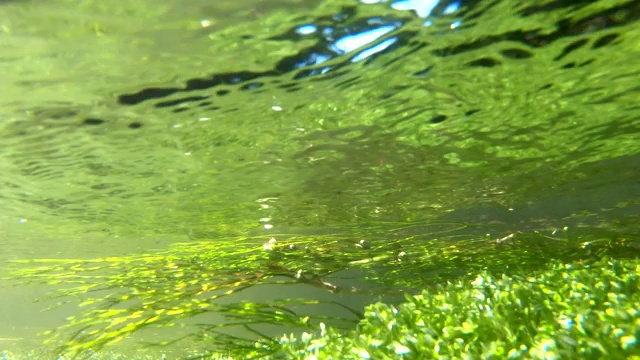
[[263, 238, 277, 251]]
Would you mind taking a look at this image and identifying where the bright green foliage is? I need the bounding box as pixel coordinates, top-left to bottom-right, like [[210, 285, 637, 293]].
[[277, 258, 640, 359], [6, 229, 639, 358]]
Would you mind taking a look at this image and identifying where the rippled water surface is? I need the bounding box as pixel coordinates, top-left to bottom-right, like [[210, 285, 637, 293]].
[[1, 0, 639, 358]]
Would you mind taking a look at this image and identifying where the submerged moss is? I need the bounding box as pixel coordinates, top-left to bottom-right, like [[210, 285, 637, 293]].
[[276, 258, 640, 359]]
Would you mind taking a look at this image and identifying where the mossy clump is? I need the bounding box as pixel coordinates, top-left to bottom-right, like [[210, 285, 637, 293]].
[[276, 258, 640, 359]]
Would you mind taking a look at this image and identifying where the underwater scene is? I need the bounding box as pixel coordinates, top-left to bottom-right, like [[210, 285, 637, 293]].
[[0, 0, 639, 358]]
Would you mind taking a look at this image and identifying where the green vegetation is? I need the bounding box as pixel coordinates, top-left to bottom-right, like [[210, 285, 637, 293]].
[[277, 258, 640, 359], [6, 227, 640, 358]]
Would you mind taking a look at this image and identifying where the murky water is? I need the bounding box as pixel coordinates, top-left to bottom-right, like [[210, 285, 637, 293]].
[[1, 0, 639, 358]]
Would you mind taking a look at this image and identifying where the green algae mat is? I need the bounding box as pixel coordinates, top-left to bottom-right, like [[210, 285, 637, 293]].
[[0, 0, 639, 358]]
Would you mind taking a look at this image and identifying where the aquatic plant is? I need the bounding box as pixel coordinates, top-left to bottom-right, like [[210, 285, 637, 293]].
[[7, 224, 638, 358], [277, 257, 640, 359]]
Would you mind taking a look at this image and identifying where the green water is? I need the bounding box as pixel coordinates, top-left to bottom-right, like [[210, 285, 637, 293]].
[[1, 0, 639, 358]]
